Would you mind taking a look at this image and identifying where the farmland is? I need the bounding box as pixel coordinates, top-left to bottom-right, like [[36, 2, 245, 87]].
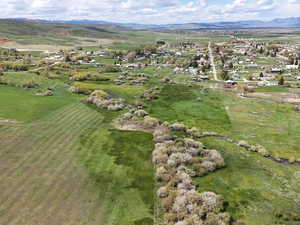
[[0, 20, 300, 225]]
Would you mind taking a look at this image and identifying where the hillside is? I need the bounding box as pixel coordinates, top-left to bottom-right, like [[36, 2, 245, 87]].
[[0, 19, 185, 50], [7, 17, 300, 30]]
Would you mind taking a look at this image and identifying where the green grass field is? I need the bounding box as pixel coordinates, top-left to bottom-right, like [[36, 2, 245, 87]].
[[146, 84, 300, 224], [0, 85, 77, 122], [0, 85, 155, 225]]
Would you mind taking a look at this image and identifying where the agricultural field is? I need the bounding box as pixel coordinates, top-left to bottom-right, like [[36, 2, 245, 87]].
[[0, 22, 300, 225]]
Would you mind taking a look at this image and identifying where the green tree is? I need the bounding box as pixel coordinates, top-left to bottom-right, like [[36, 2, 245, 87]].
[[278, 76, 285, 85], [220, 70, 230, 80]]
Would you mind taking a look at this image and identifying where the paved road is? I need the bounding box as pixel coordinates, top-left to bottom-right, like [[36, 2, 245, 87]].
[[208, 41, 219, 81]]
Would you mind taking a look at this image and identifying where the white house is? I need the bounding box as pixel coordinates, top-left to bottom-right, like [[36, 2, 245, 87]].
[[286, 65, 299, 70]]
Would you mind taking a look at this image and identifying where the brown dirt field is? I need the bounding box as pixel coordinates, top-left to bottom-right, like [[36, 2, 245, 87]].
[[247, 92, 300, 103], [0, 103, 105, 225]]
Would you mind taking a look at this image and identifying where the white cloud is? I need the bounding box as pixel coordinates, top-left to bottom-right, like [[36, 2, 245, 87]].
[[0, 0, 298, 24]]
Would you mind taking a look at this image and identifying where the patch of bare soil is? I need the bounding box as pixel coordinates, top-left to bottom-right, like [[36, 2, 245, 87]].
[[114, 119, 154, 133], [0, 118, 20, 124], [247, 92, 300, 103]]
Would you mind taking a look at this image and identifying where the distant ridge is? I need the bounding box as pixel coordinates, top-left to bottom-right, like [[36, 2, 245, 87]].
[[3, 17, 300, 30]]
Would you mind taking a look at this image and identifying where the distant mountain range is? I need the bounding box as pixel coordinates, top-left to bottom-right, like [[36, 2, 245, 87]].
[[9, 17, 300, 30]]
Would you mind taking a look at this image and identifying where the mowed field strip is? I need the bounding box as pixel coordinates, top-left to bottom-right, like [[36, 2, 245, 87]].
[[0, 102, 105, 225]]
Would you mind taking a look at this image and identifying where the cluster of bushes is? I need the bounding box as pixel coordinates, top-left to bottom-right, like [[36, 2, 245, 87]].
[[237, 141, 269, 157], [36, 89, 54, 96], [118, 110, 230, 225], [161, 77, 175, 84], [0, 62, 29, 71], [82, 90, 125, 111], [141, 86, 160, 101], [69, 71, 110, 82], [114, 72, 149, 86], [186, 127, 272, 159], [0, 77, 39, 88], [68, 85, 89, 95], [0, 72, 45, 89], [102, 64, 121, 73], [275, 210, 300, 222]]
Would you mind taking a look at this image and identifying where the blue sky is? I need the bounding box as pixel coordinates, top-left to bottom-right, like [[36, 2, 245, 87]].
[[1, 0, 300, 24]]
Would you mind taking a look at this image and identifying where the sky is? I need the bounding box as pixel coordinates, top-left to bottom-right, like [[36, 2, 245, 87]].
[[0, 0, 300, 24]]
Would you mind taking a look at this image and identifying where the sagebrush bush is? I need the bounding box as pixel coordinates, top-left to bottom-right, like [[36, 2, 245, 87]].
[[170, 123, 188, 131]]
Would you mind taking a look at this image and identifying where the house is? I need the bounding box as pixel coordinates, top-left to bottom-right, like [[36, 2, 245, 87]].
[[224, 80, 237, 88], [247, 82, 258, 88], [199, 75, 209, 80], [232, 73, 240, 80], [286, 65, 299, 70], [245, 64, 258, 69], [271, 67, 283, 73], [188, 67, 199, 75], [258, 81, 278, 86]]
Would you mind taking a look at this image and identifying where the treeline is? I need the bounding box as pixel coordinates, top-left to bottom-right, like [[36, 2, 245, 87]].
[[0, 62, 29, 71]]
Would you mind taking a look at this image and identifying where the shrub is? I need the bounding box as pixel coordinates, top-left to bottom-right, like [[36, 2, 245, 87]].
[[0, 62, 29, 71], [183, 138, 201, 148], [187, 127, 201, 137], [143, 116, 160, 128], [153, 126, 173, 143], [90, 90, 110, 99], [122, 112, 133, 120], [170, 123, 187, 131], [194, 163, 208, 177], [200, 161, 216, 173], [294, 171, 300, 181], [202, 150, 225, 168], [36, 90, 53, 96], [153, 151, 169, 166], [278, 76, 285, 85], [134, 109, 148, 117], [103, 64, 121, 73], [164, 212, 178, 224], [69, 71, 91, 81], [161, 195, 175, 211], [22, 80, 39, 88], [70, 85, 91, 95], [199, 192, 224, 213], [157, 186, 169, 198], [237, 140, 250, 148], [205, 212, 230, 225], [250, 144, 269, 156], [174, 220, 188, 225]]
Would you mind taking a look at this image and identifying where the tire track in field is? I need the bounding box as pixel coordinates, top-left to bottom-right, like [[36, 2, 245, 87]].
[[9, 113, 104, 225], [0, 103, 84, 193], [0, 103, 78, 160], [0, 103, 81, 175], [40, 118, 104, 225], [0, 103, 104, 225], [0, 105, 86, 214], [0, 104, 95, 207], [0, 110, 101, 223], [0, 125, 26, 154]]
